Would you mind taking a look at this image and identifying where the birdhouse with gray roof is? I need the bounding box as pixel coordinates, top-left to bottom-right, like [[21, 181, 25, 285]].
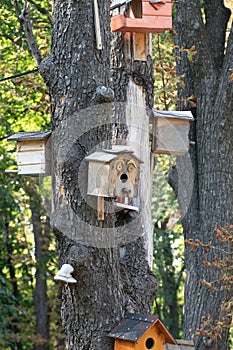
[[111, 0, 172, 33], [85, 146, 142, 199], [151, 110, 194, 155], [7, 131, 52, 175], [108, 313, 176, 350]]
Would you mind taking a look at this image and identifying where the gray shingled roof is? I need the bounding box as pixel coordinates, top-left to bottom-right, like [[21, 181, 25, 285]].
[[108, 313, 176, 344], [7, 131, 52, 141]]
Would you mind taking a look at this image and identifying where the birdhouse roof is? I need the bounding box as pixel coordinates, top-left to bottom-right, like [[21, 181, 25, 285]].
[[153, 110, 194, 121], [108, 313, 176, 344], [7, 130, 52, 142], [85, 146, 142, 163]]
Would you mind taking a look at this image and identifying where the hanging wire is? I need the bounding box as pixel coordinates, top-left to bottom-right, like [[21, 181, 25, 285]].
[[0, 68, 38, 83]]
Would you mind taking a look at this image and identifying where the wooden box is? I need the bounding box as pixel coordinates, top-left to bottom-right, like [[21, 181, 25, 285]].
[[7, 131, 52, 175], [111, 0, 172, 33], [152, 110, 194, 155], [109, 313, 176, 350], [85, 146, 142, 198]]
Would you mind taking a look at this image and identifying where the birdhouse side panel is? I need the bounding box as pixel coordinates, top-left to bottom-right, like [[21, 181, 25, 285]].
[[114, 339, 135, 350], [45, 137, 52, 175], [155, 118, 190, 155], [87, 162, 111, 197]]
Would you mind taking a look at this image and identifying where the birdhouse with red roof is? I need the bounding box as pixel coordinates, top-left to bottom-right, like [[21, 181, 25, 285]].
[[108, 313, 176, 350], [111, 0, 172, 33]]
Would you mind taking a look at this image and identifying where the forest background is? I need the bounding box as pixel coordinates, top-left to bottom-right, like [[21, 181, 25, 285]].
[[0, 1, 232, 349]]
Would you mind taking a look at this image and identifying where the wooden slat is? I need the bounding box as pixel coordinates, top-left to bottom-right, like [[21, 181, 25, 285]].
[[111, 14, 172, 33], [18, 150, 45, 165], [142, 2, 172, 16], [17, 140, 45, 152], [18, 163, 47, 175]]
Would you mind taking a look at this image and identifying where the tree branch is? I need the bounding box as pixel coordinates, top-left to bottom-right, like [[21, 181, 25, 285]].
[[18, 1, 42, 67], [175, 0, 217, 84], [204, 0, 231, 69]]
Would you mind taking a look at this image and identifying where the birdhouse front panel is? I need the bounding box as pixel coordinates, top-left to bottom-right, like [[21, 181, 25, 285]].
[[111, 0, 172, 33], [155, 118, 190, 155], [85, 148, 141, 198], [17, 139, 51, 175], [151, 110, 194, 156]]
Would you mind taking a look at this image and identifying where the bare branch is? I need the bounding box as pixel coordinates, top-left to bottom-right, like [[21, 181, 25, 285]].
[[18, 1, 42, 67]]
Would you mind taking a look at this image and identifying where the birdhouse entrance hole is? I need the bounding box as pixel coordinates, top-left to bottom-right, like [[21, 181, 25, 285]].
[[120, 173, 128, 183], [146, 337, 154, 349]]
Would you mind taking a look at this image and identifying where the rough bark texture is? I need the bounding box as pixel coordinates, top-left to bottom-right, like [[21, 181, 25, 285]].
[[174, 1, 233, 349], [39, 1, 157, 349]]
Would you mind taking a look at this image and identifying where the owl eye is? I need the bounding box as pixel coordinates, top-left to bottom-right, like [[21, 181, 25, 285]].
[[127, 163, 136, 172], [116, 161, 123, 172]]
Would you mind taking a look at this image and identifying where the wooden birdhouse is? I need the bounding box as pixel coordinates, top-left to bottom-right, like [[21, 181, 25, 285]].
[[85, 146, 142, 199], [7, 131, 52, 175], [111, 0, 172, 33], [151, 110, 194, 155], [109, 313, 176, 350]]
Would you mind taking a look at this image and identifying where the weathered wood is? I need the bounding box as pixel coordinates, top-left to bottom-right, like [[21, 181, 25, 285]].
[[133, 33, 148, 61], [85, 149, 141, 198], [93, 0, 103, 50], [155, 118, 190, 155], [14, 139, 51, 175], [97, 196, 105, 220]]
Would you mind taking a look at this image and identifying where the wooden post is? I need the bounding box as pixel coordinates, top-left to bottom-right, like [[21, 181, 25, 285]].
[[98, 196, 105, 220], [93, 0, 103, 50]]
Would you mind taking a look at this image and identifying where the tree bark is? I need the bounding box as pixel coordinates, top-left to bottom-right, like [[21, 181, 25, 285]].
[[38, 1, 157, 349], [27, 184, 50, 350], [174, 1, 233, 349]]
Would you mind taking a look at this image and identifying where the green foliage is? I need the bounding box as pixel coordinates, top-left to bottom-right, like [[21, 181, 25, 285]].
[[0, 1, 63, 349], [152, 156, 184, 338], [152, 32, 185, 337]]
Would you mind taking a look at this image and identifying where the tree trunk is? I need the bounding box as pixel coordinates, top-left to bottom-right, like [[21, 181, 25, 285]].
[[27, 184, 50, 350], [174, 1, 233, 349], [38, 1, 157, 349], [3, 221, 23, 350]]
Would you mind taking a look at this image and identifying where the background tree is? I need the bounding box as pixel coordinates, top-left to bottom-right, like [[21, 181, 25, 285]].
[[173, 1, 233, 349], [0, 1, 64, 349]]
